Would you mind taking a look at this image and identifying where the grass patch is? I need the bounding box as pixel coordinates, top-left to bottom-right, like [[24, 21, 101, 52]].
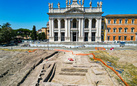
[[89, 50, 137, 86]]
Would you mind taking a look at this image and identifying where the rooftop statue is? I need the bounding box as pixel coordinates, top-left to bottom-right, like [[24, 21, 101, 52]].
[[48, 3, 51, 9], [100, 1, 103, 7], [57, 2, 60, 8], [79, 0, 81, 5], [97, 2, 99, 7], [82, 0, 84, 5], [69, 0, 71, 5], [66, 0, 68, 5], [89, 1, 92, 8]]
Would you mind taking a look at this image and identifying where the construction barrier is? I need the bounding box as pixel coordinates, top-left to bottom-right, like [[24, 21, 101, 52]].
[[28, 49, 37, 53], [95, 47, 106, 50], [54, 49, 129, 86]]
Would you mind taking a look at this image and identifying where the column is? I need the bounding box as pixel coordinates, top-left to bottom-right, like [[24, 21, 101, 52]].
[[49, 18, 54, 42], [68, 18, 71, 42], [65, 18, 68, 38], [65, 18, 68, 41], [78, 18, 81, 40], [96, 18, 99, 42], [79, 18, 84, 42], [88, 18, 92, 42], [52, 19, 54, 37], [49, 18, 52, 37], [95, 18, 102, 42], [58, 18, 61, 42], [98, 18, 102, 42]]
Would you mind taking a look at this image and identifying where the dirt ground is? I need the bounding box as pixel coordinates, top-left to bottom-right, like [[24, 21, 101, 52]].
[[0, 48, 137, 86], [90, 50, 137, 86], [0, 49, 56, 86]]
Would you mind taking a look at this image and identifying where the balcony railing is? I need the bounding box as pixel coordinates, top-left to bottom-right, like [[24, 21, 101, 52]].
[[49, 7, 102, 13]]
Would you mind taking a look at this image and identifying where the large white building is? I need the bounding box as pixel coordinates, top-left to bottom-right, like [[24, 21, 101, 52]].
[[48, 0, 103, 42]]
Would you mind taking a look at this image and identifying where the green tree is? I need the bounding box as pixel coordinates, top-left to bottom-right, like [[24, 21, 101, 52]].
[[0, 23, 15, 43], [14, 28, 31, 37], [31, 25, 37, 40], [41, 32, 46, 40], [38, 32, 46, 41]]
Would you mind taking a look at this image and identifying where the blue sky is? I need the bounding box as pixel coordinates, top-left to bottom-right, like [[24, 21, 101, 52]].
[[0, 0, 137, 30]]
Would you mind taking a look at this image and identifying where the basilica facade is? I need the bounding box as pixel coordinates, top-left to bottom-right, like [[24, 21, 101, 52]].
[[48, 0, 103, 42]]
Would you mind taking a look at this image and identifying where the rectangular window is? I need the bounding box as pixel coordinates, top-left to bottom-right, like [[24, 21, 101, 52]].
[[118, 36, 121, 40], [131, 28, 134, 32], [108, 28, 110, 32], [108, 19, 111, 24], [108, 36, 110, 41], [125, 19, 128, 24], [113, 36, 116, 41], [124, 36, 127, 40], [132, 19, 134, 24], [125, 28, 128, 32], [113, 28, 116, 32], [119, 28, 122, 32], [114, 19, 116, 24], [131, 36, 134, 40], [61, 32, 65, 41], [119, 19, 122, 24]]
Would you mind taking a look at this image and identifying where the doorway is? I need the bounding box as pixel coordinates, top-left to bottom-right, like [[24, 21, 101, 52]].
[[84, 32, 88, 41], [73, 32, 76, 41]]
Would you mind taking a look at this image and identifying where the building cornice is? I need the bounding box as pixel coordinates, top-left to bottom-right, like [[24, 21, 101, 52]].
[[47, 12, 104, 15]]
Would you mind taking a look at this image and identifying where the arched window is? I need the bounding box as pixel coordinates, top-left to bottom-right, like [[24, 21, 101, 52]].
[[61, 19, 65, 28], [54, 19, 58, 28], [85, 19, 89, 28], [92, 19, 96, 28], [73, 19, 77, 28]]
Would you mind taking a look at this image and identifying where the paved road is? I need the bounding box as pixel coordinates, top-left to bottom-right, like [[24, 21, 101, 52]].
[[1, 45, 137, 51]]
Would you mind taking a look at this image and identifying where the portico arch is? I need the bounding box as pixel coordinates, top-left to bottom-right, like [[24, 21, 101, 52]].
[[85, 19, 89, 28], [61, 19, 65, 28], [54, 19, 58, 28], [92, 18, 96, 28]]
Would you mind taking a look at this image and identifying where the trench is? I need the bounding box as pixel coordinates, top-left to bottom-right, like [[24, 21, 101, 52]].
[[17, 51, 58, 86]]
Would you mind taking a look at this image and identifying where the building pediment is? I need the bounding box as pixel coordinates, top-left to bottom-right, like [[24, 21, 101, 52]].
[[64, 8, 84, 13]]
